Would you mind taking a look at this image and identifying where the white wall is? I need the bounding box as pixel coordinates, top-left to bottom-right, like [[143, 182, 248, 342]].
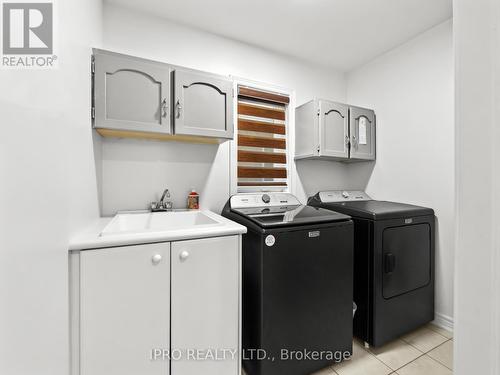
[[0, 2, 459, 374], [453, 0, 500, 373], [346, 21, 455, 322], [101, 6, 456, 329], [0, 0, 102, 374], [100, 3, 350, 214]]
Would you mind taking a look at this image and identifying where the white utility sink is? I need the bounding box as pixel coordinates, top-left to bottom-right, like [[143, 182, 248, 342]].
[[69, 209, 246, 250], [100, 210, 219, 236]]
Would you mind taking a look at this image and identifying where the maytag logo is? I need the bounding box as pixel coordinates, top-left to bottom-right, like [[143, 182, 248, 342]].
[[1, 1, 57, 68]]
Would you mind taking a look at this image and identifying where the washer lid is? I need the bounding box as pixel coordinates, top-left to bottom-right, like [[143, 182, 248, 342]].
[[230, 195, 351, 228], [311, 197, 434, 220], [233, 205, 350, 228]]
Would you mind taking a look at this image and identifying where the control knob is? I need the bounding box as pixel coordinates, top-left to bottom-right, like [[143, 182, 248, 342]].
[[262, 194, 271, 204]]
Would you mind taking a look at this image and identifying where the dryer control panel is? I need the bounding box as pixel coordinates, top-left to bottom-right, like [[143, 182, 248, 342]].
[[319, 190, 371, 203], [230, 193, 301, 208]]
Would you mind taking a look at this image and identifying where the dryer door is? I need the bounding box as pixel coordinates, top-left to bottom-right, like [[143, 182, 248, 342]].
[[382, 223, 431, 299]]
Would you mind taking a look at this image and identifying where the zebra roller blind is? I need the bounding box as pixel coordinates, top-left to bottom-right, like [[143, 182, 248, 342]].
[[237, 86, 290, 190]]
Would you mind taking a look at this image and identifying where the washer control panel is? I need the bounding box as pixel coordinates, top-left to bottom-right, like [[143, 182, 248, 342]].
[[230, 193, 301, 208], [318, 190, 371, 203]]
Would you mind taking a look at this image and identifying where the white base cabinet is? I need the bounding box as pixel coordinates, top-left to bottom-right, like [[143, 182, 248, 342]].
[[70, 235, 241, 375]]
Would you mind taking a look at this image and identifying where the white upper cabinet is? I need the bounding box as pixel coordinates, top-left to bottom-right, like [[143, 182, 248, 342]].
[[173, 70, 234, 139], [295, 99, 376, 162], [92, 49, 234, 142], [93, 50, 171, 134]]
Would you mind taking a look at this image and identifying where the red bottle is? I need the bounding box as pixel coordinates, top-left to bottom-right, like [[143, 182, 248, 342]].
[[187, 188, 199, 209]]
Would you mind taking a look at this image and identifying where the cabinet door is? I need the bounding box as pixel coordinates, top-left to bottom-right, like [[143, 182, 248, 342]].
[[173, 70, 234, 139], [319, 100, 349, 159], [80, 243, 170, 375], [171, 236, 240, 375], [94, 51, 172, 134], [349, 106, 376, 160]]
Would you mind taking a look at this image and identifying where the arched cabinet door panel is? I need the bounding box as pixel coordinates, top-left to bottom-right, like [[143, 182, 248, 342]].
[[93, 50, 171, 134], [319, 100, 349, 159], [173, 70, 233, 139], [349, 106, 376, 160]]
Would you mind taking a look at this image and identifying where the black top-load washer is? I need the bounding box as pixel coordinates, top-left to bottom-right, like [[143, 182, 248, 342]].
[[308, 191, 435, 347], [222, 193, 354, 375]]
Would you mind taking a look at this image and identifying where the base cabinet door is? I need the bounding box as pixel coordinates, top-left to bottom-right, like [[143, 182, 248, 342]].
[[171, 236, 240, 375], [79, 243, 170, 375]]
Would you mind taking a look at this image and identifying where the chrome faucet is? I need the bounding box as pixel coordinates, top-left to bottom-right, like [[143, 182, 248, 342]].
[[151, 188, 173, 212]]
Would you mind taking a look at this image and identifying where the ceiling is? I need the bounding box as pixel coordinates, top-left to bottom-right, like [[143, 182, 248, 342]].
[[106, 0, 452, 72]]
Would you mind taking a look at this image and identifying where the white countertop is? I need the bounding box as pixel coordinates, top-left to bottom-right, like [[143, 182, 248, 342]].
[[69, 210, 247, 251]]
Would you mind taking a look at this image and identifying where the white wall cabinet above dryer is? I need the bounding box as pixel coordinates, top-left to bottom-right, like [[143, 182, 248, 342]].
[[295, 99, 376, 161], [92, 49, 234, 143]]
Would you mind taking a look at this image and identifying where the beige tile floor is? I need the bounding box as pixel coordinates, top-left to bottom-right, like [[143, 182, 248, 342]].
[[244, 324, 453, 375], [323, 324, 453, 375]]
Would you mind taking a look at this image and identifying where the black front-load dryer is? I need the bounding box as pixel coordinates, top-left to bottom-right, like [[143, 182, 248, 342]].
[[222, 193, 354, 375], [308, 190, 435, 347]]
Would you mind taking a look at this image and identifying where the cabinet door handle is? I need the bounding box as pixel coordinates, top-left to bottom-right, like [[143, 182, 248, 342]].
[[152, 254, 162, 265], [175, 99, 182, 119], [179, 250, 189, 261], [352, 135, 358, 149], [345, 135, 350, 147], [161, 98, 168, 118]]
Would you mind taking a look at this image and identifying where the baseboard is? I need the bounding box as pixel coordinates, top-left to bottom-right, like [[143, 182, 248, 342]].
[[432, 312, 454, 332]]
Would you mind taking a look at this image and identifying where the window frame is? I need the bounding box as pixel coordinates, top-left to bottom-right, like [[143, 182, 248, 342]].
[[230, 77, 295, 194]]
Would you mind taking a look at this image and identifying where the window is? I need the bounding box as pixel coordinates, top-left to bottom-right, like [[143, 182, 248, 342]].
[[236, 85, 290, 191]]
